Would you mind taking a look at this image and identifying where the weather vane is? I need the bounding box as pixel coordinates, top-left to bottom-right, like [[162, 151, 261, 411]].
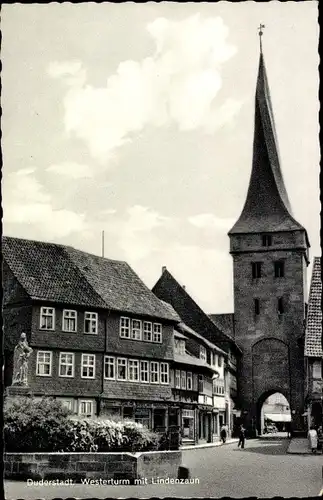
[[258, 24, 265, 53]]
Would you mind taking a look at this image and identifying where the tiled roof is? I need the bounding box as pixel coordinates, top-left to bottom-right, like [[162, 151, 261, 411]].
[[177, 321, 227, 357], [209, 313, 235, 338], [229, 53, 307, 242], [174, 352, 213, 369], [305, 257, 322, 357], [152, 268, 241, 354], [2, 236, 179, 322]]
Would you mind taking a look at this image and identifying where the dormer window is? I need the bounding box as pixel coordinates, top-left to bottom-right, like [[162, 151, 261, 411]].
[[262, 234, 272, 247], [175, 339, 185, 355], [200, 346, 207, 362]]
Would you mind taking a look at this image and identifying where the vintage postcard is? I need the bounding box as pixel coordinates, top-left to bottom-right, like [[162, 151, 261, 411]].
[[2, 2, 321, 499]]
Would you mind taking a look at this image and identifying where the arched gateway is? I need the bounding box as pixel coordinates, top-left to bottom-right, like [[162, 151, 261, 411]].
[[228, 39, 309, 435]]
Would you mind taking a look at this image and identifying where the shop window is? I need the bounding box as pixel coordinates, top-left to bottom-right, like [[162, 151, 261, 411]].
[[154, 409, 166, 432], [123, 407, 134, 420], [134, 408, 150, 429]]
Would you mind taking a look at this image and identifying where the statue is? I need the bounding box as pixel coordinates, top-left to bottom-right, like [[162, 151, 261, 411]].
[[12, 333, 33, 386]]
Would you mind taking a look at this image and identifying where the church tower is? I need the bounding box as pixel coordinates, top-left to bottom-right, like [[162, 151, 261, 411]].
[[228, 30, 310, 433]]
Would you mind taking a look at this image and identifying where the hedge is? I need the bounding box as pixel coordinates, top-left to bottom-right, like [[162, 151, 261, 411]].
[[4, 397, 161, 452]]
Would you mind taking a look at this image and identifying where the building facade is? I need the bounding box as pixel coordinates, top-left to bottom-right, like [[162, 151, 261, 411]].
[[228, 47, 310, 434], [304, 257, 323, 430], [152, 266, 241, 438], [3, 236, 179, 431]]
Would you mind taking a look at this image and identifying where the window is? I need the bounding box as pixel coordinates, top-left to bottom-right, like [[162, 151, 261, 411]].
[[79, 400, 94, 418], [313, 361, 322, 379], [128, 359, 139, 381], [274, 261, 285, 278], [160, 362, 169, 384], [104, 356, 115, 380], [81, 354, 95, 379], [120, 317, 130, 338], [58, 399, 74, 412], [175, 339, 185, 355], [40, 307, 55, 330], [117, 358, 127, 380], [278, 297, 284, 315], [262, 234, 272, 247], [63, 310, 77, 332], [140, 360, 149, 383], [84, 312, 98, 334], [153, 323, 162, 343], [198, 374, 204, 393], [321, 360, 323, 379], [213, 353, 217, 366], [187, 372, 193, 390], [59, 352, 74, 377], [254, 298, 260, 316], [175, 369, 181, 389], [200, 346, 207, 362], [181, 370, 187, 390], [143, 321, 152, 341], [150, 362, 159, 383], [36, 351, 52, 376], [218, 355, 223, 367], [131, 320, 142, 340], [252, 262, 262, 279]]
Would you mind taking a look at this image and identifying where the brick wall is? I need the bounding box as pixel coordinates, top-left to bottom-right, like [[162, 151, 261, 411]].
[[4, 451, 182, 482]]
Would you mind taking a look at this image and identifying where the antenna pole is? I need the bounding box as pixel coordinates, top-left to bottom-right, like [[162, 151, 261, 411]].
[[102, 231, 105, 258]]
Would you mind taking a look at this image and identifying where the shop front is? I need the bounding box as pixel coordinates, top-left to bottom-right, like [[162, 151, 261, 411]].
[[182, 408, 196, 442], [198, 406, 213, 443]]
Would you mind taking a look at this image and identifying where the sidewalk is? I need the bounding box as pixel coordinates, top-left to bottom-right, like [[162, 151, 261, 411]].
[[287, 438, 312, 455], [181, 438, 238, 450]]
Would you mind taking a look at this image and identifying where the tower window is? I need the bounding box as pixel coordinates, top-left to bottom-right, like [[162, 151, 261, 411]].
[[254, 299, 260, 316], [274, 261, 285, 278], [262, 235, 272, 247], [252, 262, 262, 279], [278, 297, 284, 315]]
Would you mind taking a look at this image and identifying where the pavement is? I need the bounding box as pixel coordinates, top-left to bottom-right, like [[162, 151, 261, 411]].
[[287, 437, 323, 455], [181, 437, 238, 449], [4, 438, 323, 499]]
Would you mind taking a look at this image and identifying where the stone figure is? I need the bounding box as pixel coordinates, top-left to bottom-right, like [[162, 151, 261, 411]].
[[12, 333, 33, 386]]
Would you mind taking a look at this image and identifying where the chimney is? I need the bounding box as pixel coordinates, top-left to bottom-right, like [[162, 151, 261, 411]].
[[162, 266, 167, 274], [182, 285, 186, 290]]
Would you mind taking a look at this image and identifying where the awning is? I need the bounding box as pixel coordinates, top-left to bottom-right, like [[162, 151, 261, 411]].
[[265, 413, 291, 422]]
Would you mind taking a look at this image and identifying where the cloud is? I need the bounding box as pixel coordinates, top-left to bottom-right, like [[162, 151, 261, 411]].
[[47, 60, 86, 87], [49, 14, 239, 162], [188, 213, 235, 231], [3, 169, 86, 239], [47, 161, 93, 179]]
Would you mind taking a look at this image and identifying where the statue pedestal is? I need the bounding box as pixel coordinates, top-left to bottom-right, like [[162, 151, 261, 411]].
[[6, 385, 32, 398]]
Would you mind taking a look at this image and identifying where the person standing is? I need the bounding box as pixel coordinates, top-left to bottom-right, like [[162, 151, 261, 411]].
[[308, 426, 318, 453], [316, 426, 323, 454], [220, 424, 227, 444], [238, 424, 246, 449]]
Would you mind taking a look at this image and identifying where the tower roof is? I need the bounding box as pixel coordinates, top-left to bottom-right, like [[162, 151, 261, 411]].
[[229, 48, 307, 237]]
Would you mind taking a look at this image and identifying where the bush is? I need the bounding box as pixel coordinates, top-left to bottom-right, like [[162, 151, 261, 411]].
[[4, 397, 159, 453], [4, 397, 72, 452]]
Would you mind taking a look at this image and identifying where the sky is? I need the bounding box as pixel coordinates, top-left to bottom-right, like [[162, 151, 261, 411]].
[[2, 2, 320, 314]]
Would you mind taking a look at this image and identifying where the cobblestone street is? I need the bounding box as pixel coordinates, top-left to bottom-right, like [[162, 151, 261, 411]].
[[5, 439, 323, 499]]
